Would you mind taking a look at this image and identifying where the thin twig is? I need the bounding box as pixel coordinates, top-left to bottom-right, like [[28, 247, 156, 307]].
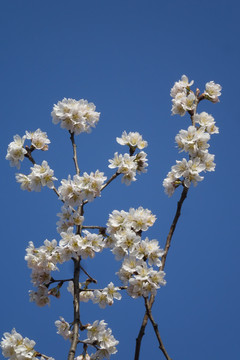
[[79, 286, 127, 292], [82, 225, 106, 231], [48, 277, 73, 285], [144, 298, 172, 360], [101, 171, 120, 191], [24, 145, 36, 165], [134, 185, 188, 360], [80, 265, 97, 284], [160, 186, 188, 272], [70, 131, 80, 175], [35, 353, 53, 360]]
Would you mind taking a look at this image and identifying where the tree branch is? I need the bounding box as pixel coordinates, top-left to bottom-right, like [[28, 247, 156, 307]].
[[134, 185, 189, 360], [144, 297, 172, 360], [101, 171, 120, 191], [70, 131, 80, 176], [68, 257, 81, 360]]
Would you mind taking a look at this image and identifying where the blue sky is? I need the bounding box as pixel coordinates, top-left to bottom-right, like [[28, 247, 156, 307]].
[[1, 1, 240, 359]]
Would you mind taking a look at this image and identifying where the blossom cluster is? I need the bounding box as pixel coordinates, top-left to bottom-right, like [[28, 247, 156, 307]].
[[1, 328, 54, 360], [6, 129, 50, 170], [55, 318, 119, 359], [108, 131, 148, 185], [163, 75, 221, 196], [171, 75, 221, 117], [67, 281, 122, 308], [58, 170, 107, 206], [16, 160, 57, 192], [116, 131, 148, 150], [55, 317, 73, 340], [51, 98, 100, 135], [85, 320, 119, 360], [106, 207, 166, 298], [56, 205, 84, 233], [25, 227, 108, 306], [25, 129, 50, 151]]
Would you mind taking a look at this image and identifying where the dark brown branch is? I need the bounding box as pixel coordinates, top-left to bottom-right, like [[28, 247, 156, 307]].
[[144, 298, 172, 360], [134, 185, 189, 360], [80, 286, 127, 292], [80, 265, 97, 284], [160, 185, 188, 272], [24, 146, 36, 165], [24, 145, 36, 165], [101, 171, 120, 191], [48, 277, 73, 285]]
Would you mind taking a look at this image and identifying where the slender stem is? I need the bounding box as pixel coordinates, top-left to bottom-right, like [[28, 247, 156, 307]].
[[134, 185, 188, 360], [144, 298, 172, 360], [101, 171, 120, 191], [80, 286, 127, 292], [35, 353, 53, 360], [70, 131, 80, 175], [80, 265, 97, 284], [82, 225, 106, 231], [160, 186, 188, 272], [48, 277, 73, 285], [68, 257, 81, 360], [24, 146, 36, 165]]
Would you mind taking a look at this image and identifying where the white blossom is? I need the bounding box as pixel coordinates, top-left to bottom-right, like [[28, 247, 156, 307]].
[[170, 75, 194, 98], [1, 329, 40, 360], [6, 135, 27, 169], [204, 81, 222, 102], [55, 317, 73, 340], [85, 321, 119, 359], [56, 205, 84, 233], [194, 112, 219, 134], [29, 284, 50, 307], [58, 171, 106, 206], [25, 129, 50, 151], [51, 98, 100, 135], [175, 125, 210, 157], [15, 173, 31, 191], [116, 131, 148, 150]]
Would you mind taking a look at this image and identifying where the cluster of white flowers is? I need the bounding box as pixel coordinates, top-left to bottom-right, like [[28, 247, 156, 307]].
[[25, 227, 108, 306], [25, 239, 59, 286], [163, 75, 221, 196], [59, 228, 105, 261], [51, 98, 100, 135], [25, 129, 51, 151], [204, 81, 222, 102], [56, 205, 84, 233], [67, 281, 121, 308], [6, 129, 51, 170], [92, 282, 122, 308], [106, 207, 165, 298], [16, 160, 57, 192], [55, 317, 73, 340], [194, 111, 219, 134], [6, 135, 27, 169], [1, 328, 54, 360], [25, 239, 61, 307], [85, 320, 119, 360], [170, 75, 222, 117], [58, 171, 107, 206], [170, 75, 195, 116], [116, 131, 148, 150], [118, 256, 166, 298], [107, 207, 156, 237], [108, 134, 148, 185]]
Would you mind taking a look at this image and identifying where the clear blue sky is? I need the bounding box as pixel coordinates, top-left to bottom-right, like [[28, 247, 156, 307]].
[[1, 1, 239, 359]]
